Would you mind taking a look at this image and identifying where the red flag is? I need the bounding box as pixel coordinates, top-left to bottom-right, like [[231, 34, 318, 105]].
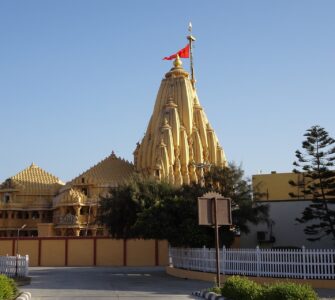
[[163, 44, 190, 60]]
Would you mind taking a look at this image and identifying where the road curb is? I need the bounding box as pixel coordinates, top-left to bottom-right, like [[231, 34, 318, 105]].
[[192, 290, 226, 300], [16, 292, 32, 300]]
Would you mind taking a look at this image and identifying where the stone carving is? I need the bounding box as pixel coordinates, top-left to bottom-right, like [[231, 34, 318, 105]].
[[59, 213, 78, 225]]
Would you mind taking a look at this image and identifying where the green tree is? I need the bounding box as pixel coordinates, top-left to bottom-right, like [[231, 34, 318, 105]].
[[133, 183, 213, 247], [134, 163, 268, 247], [99, 163, 268, 248], [204, 163, 269, 246], [98, 175, 175, 238], [98, 180, 141, 238], [289, 125, 335, 242]]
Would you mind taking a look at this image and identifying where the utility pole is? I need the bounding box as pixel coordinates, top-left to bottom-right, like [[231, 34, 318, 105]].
[[15, 224, 26, 277]]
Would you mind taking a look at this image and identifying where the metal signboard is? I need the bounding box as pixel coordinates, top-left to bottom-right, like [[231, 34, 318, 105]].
[[198, 193, 232, 226]]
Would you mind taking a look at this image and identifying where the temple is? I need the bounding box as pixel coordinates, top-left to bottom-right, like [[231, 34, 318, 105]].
[[134, 56, 227, 185], [0, 163, 64, 237], [0, 48, 227, 237], [0, 153, 133, 237]]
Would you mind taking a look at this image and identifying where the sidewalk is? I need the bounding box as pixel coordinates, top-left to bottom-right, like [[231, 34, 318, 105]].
[[316, 288, 335, 300]]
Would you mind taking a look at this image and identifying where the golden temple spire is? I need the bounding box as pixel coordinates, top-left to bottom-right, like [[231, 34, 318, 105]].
[[187, 22, 196, 88], [133, 34, 227, 185], [173, 55, 182, 68]]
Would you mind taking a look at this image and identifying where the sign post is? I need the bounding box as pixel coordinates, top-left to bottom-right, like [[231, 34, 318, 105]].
[[198, 193, 232, 287], [213, 197, 220, 286]]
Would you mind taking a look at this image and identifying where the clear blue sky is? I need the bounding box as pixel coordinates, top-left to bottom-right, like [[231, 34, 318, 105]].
[[0, 0, 334, 182]]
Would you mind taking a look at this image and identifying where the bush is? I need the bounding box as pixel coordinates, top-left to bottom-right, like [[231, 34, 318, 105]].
[[0, 275, 18, 300], [221, 276, 263, 300], [219, 276, 317, 300], [207, 286, 221, 294], [261, 282, 318, 300]]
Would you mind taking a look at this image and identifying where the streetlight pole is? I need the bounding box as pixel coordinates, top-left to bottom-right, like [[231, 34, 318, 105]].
[[85, 203, 92, 236], [15, 224, 26, 277], [85, 200, 97, 236]]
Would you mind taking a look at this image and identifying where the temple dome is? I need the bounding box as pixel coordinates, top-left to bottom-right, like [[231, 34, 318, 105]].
[[134, 57, 227, 185], [69, 152, 134, 188], [3, 163, 64, 195]]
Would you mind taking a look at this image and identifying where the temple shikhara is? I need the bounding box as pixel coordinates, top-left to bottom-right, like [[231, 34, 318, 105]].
[[134, 56, 226, 185], [0, 32, 226, 237]]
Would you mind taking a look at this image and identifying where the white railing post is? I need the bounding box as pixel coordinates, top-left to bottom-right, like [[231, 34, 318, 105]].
[[302, 246, 306, 279], [167, 246, 334, 280], [222, 246, 226, 275], [168, 245, 172, 267], [24, 255, 29, 277], [256, 246, 260, 277], [202, 246, 206, 271]]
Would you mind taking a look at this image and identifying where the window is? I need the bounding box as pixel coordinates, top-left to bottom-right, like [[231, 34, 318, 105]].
[[17, 211, 23, 219], [3, 194, 10, 203], [80, 207, 88, 215], [257, 231, 267, 241], [81, 177, 85, 184], [81, 188, 88, 196], [32, 211, 39, 219]]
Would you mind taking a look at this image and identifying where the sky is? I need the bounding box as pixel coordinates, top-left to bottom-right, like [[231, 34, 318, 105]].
[[0, 0, 334, 183]]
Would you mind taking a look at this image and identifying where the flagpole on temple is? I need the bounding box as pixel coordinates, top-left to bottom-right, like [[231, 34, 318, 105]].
[[187, 22, 196, 89]]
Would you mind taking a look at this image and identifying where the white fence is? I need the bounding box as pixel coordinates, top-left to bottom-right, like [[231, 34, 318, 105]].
[[169, 247, 335, 280], [0, 255, 29, 278]]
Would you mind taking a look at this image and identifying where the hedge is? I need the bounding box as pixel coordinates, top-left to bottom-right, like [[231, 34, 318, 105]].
[[218, 276, 318, 300], [0, 275, 18, 300]]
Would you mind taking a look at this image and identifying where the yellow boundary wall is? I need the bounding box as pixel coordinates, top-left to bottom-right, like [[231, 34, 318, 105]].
[[0, 237, 168, 267], [166, 266, 335, 289]]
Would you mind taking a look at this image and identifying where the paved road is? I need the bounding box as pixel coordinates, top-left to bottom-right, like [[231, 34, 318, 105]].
[[22, 267, 211, 300], [22, 267, 335, 300]]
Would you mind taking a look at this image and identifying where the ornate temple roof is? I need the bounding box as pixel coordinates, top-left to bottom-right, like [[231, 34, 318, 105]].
[[53, 188, 87, 207], [134, 56, 227, 185], [69, 152, 134, 187], [2, 163, 64, 195]]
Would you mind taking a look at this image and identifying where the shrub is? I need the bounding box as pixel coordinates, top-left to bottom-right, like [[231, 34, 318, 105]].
[[207, 286, 221, 294], [210, 276, 317, 300], [0, 275, 18, 300], [261, 282, 318, 300], [221, 276, 263, 300]]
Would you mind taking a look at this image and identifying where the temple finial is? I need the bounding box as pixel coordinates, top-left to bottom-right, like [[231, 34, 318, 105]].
[[173, 55, 182, 68], [187, 22, 196, 89], [188, 22, 192, 33]]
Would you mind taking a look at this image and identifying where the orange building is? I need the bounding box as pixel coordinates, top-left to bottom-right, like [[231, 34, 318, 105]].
[[0, 153, 133, 237], [0, 163, 63, 237]]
